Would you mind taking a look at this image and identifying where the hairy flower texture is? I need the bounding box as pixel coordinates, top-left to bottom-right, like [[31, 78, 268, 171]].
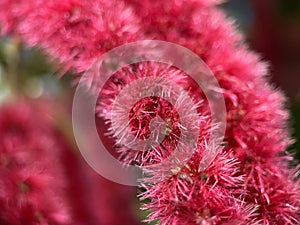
[[125, 1, 300, 224], [97, 62, 193, 120], [92, 1, 300, 223], [242, 160, 300, 225], [140, 148, 258, 225], [0, 0, 143, 74], [98, 62, 203, 166], [1, 0, 299, 224], [98, 61, 257, 223], [0, 99, 71, 225]]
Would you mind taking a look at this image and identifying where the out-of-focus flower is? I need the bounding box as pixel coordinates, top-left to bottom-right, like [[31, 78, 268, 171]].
[[61, 132, 141, 225], [0, 0, 143, 74], [0, 98, 141, 225], [0, 99, 71, 225]]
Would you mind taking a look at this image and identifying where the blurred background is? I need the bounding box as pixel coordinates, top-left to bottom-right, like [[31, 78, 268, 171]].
[[0, 0, 299, 224]]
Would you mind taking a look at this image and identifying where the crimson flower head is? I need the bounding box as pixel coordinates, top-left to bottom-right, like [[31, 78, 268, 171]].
[[97, 62, 202, 166]]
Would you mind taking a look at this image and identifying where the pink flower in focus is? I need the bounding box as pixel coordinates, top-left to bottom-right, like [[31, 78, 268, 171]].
[[241, 160, 300, 224], [123, 1, 300, 224], [140, 149, 257, 225], [97, 61, 257, 223], [98, 62, 202, 166]]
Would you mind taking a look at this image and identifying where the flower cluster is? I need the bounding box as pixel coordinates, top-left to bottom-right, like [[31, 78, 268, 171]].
[[0, 0, 299, 225], [123, 1, 300, 224]]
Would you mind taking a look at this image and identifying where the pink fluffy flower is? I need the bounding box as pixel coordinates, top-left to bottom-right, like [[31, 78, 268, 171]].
[[98, 62, 257, 223], [1, 0, 299, 224], [0, 99, 71, 225], [124, 1, 300, 224], [0, 0, 143, 73], [242, 159, 300, 225], [97, 62, 203, 166], [140, 148, 257, 225], [97, 62, 192, 120]]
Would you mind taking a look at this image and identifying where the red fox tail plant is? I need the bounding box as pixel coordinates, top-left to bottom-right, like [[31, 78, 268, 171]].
[[0, 0, 299, 224]]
